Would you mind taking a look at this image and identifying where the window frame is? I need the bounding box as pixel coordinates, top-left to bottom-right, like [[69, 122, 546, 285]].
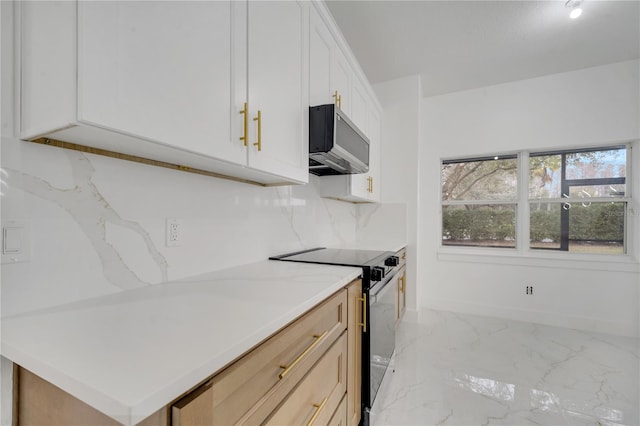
[[529, 146, 628, 253], [439, 144, 633, 259], [440, 154, 519, 249]]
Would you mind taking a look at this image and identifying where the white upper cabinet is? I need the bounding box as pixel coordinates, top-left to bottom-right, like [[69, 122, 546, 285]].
[[309, 6, 351, 113], [349, 76, 368, 134], [246, 1, 309, 183], [19, 1, 308, 186], [309, 2, 382, 203], [77, 1, 245, 165], [309, 6, 333, 107]]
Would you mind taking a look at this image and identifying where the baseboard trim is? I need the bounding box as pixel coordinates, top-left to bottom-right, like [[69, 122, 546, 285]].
[[424, 297, 638, 338]]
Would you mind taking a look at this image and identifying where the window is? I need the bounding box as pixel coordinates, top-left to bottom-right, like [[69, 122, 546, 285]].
[[441, 145, 630, 255], [529, 146, 627, 254], [441, 155, 518, 248]]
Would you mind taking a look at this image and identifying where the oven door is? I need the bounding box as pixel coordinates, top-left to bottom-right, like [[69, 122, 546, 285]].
[[368, 273, 397, 407]]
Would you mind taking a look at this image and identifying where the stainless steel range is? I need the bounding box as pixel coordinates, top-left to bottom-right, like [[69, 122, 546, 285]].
[[270, 248, 401, 426]]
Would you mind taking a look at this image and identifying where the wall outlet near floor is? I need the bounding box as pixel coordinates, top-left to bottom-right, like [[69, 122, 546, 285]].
[[166, 218, 183, 247], [526, 285, 534, 295]]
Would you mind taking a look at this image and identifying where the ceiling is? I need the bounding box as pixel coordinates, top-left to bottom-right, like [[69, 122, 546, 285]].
[[325, 0, 640, 97]]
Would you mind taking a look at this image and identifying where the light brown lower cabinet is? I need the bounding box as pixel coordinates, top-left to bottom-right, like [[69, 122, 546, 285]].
[[14, 278, 363, 426], [346, 279, 362, 426], [15, 367, 168, 426], [327, 395, 348, 426], [265, 333, 347, 425]]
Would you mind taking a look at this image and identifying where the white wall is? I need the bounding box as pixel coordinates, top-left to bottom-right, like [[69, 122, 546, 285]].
[[373, 75, 422, 312], [0, 2, 403, 421], [421, 60, 640, 337]]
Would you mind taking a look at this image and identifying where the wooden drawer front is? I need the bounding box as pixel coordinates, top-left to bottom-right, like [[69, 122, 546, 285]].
[[328, 395, 348, 426], [172, 383, 213, 425], [210, 289, 348, 425], [265, 333, 347, 426], [396, 247, 406, 268]]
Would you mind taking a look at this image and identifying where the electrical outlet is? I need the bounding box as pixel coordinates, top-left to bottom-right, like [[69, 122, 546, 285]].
[[526, 285, 534, 295], [166, 218, 182, 247]]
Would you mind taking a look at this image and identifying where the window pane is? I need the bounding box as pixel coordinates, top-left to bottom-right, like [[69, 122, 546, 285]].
[[442, 204, 516, 248], [530, 202, 625, 254], [565, 148, 626, 180], [568, 184, 626, 198], [442, 158, 517, 201], [529, 203, 561, 249], [529, 154, 561, 198], [529, 147, 626, 199]]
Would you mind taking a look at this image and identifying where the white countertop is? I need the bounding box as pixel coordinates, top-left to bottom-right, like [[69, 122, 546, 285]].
[[1, 260, 361, 426]]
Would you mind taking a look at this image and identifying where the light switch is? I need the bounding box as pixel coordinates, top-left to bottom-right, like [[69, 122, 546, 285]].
[[3, 226, 23, 254], [1, 221, 30, 264]]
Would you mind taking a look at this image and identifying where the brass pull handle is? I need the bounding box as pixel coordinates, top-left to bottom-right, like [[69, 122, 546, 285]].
[[401, 276, 406, 293], [279, 330, 328, 379], [239, 102, 248, 146], [332, 90, 341, 109], [306, 397, 328, 426], [358, 293, 367, 332], [402, 252, 406, 260], [253, 110, 262, 151], [367, 176, 373, 193]]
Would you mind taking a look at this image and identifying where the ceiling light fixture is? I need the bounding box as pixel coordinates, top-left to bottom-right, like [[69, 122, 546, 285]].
[[565, 0, 583, 19]]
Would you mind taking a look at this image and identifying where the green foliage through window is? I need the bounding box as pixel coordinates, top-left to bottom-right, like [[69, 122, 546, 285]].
[[441, 146, 629, 254]]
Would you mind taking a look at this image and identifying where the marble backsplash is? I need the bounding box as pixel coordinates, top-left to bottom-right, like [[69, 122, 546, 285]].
[[1, 136, 405, 317]]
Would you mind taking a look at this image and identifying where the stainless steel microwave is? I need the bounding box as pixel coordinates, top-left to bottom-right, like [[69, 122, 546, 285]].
[[308, 104, 369, 176]]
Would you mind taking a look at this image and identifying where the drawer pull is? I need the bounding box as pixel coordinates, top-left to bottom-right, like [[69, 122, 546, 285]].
[[279, 330, 328, 380], [306, 397, 328, 426]]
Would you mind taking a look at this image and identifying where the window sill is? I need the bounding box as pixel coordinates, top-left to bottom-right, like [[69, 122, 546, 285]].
[[437, 246, 640, 273]]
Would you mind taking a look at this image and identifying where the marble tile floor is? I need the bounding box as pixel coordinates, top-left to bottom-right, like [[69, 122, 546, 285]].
[[371, 309, 639, 426]]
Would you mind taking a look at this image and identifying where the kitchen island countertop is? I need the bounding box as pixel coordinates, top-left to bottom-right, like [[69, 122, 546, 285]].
[[1, 260, 361, 425]]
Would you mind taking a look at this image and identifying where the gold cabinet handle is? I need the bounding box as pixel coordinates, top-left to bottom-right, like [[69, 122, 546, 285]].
[[306, 397, 328, 426], [279, 330, 328, 379], [332, 90, 342, 109], [239, 102, 248, 146], [357, 293, 367, 332], [253, 110, 262, 151], [367, 176, 373, 193], [401, 276, 406, 293]]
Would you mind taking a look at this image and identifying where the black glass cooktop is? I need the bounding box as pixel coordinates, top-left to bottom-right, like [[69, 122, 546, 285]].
[[270, 247, 392, 267]]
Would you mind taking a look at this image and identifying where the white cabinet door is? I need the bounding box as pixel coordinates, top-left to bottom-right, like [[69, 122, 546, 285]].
[[349, 75, 368, 134], [332, 47, 351, 115], [246, 0, 309, 183], [309, 6, 333, 107], [366, 107, 382, 202], [78, 1, 246, 166]]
